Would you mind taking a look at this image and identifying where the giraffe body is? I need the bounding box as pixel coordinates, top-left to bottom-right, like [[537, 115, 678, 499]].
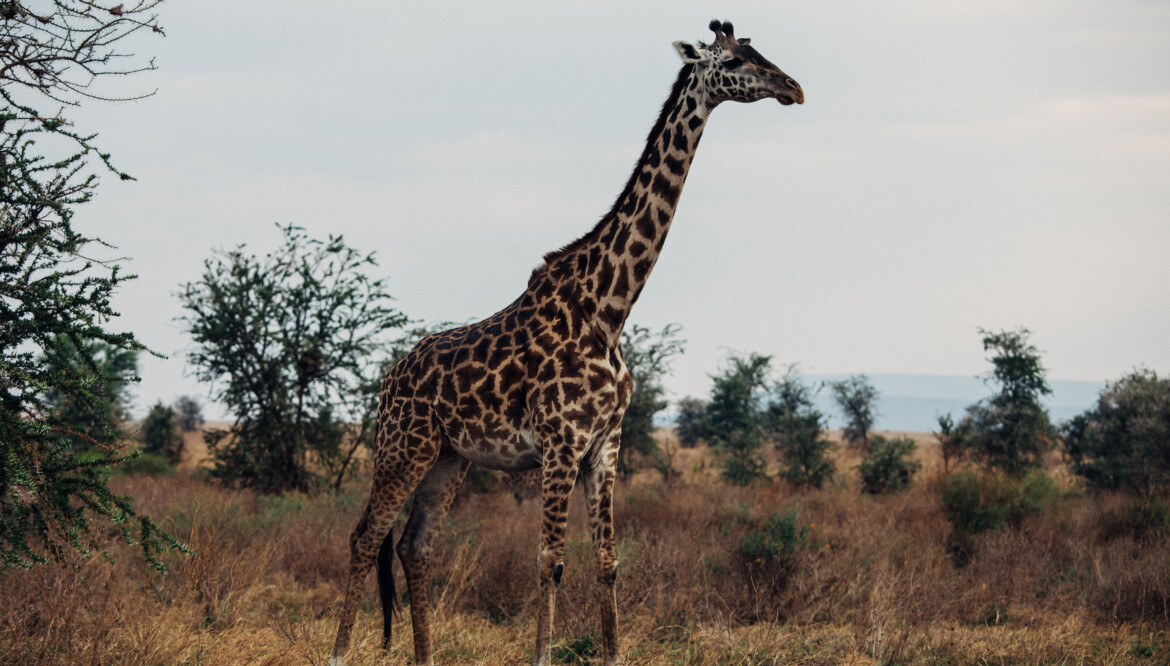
[[331, 20, 803, 666]]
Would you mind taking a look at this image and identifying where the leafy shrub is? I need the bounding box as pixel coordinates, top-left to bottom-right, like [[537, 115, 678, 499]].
[[707, 353, 773, 485], [738, 509, 808, 569], [674, 397, 707, 447], [174, 395, 205, 432], [141, 401, 184, 464], [857, 435, 922, 494], [1097, 498, 1170, 542], [938, 470, 1060, 563], [935, 413, 973, 473], [179, 225, 408, 493], [117, 452, 176, 477], [964, 328, 1055, 475], [768, 371, 835, 489], [1064, 369, 1170, 496], [617, 323, 684, 477], [553, 635, 600, 664], [830, 374, 878, 451]]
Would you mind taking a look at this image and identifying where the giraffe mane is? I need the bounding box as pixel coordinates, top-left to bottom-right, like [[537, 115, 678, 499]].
[[529, 63, 696, 285]]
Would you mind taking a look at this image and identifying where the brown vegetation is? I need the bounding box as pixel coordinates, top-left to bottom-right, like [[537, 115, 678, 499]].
[[1, 431, 1167, 664]]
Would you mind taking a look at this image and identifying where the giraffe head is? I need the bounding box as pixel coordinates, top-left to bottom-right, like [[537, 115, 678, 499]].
[[673, 19, 804, 108]]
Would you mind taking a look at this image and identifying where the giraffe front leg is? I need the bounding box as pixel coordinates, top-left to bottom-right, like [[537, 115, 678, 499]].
[[583, 433, 622, 666], [533, 446, 581, 666]]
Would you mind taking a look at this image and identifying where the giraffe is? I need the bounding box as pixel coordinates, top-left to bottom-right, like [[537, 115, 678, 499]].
[[330, 19, 803, 666]]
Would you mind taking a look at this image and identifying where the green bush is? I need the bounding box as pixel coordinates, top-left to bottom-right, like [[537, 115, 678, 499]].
[[116, 452, 175, 477], [707, 353, 773, 486], [830, 374, 878, 451], [965, 328, 1056, 476], [141, 401, 184, 464], [738, 509, 808, 569], [768, 371, 835, 489], [1098, 498, 1170, 542], [857, 435, 922, 494], [1064, 369, 1170, 497], [552, 635, 599, 664], [938, 470, 1060, 563], [617, 323, 684, 477]]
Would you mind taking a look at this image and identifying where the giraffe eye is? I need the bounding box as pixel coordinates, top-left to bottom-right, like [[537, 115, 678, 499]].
[[723, 57, 743, 70]]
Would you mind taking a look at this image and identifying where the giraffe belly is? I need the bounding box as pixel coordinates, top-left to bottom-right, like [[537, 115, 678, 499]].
[[443, 421, 541, 472]]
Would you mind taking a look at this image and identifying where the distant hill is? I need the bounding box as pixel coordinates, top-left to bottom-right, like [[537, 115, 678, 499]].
[[662, 373, 1104, 434]]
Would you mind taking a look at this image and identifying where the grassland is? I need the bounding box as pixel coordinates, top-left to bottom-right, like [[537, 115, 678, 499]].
[[1, 432, 1167, 664]]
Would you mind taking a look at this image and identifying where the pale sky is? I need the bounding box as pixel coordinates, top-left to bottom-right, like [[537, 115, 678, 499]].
[[67, 1, 1169, 419]]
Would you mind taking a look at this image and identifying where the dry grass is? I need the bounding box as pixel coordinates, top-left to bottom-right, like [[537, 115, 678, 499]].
[[2, 433, 1168, 664]]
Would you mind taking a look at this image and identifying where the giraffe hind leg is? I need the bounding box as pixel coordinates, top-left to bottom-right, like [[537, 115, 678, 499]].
[[397, 452, 472, 666], [332, 427, 442, 663]]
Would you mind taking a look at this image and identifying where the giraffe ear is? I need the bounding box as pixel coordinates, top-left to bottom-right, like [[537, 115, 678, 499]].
[[673, 41, 711, 64], [737, 37, 751, 45]]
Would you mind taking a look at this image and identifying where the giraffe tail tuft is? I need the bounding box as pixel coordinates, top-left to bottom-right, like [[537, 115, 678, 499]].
[[375, 529, 399, 649]]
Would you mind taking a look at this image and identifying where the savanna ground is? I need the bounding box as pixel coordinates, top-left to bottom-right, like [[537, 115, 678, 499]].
[[2, 429, 1167, 665]]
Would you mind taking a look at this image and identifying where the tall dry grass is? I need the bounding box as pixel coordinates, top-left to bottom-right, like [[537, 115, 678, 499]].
[[1, 437, 1168, 664]]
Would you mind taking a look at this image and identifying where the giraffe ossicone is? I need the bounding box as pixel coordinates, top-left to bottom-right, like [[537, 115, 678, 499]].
[[331, 19, 803, 666]]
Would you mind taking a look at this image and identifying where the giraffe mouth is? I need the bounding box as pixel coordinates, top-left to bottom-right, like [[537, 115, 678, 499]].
[[777, 88, 805, 106], [776, 81, 805, 106]]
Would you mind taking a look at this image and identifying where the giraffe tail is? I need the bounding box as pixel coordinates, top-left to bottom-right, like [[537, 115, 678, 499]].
[[375, 528, 399, 649]]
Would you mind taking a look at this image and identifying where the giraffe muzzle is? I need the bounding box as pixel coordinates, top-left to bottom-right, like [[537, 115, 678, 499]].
[[777, 79, 804, 105]]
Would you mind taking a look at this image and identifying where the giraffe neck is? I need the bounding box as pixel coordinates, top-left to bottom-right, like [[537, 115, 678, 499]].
[[536, 64, 709, 346]]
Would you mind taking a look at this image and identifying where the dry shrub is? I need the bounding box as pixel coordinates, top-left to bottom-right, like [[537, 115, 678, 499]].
[[2, 441, 1169, 664]]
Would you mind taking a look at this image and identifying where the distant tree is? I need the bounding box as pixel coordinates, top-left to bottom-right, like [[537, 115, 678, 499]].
[[766, 368, 834, 489], [179, 225, 408, 493], [830, 374, 878, 451], [858, 435, 921, 494], [173, 395, 204, 433], [674, 396, 707, 448], [0, 0, 185, 572], [141, 402, 183, 464], [1064, 369, 1170, 497], [706, 353, 772, 485], [965, 328, 1054, 476], [934, 413, 972, 473], [617, 323, 684, 478]]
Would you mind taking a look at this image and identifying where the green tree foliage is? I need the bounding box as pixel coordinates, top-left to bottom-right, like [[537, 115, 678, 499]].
[[617, 323, 684, 478], [179, 225, 408, 493], [1, 0, 185, 571], [738, 509, 808, 571], [964, 328, 1054, 476], [830, 374, 878, 451], [935, 413, 973, 474], [857, 435, 921, 494], [141, 401, 182, 464], [173, 395, 204, 433], [674, 396, 707, 448], [766, 369, 834, 489], [938, 470, 1060, 564], [1064, 369, 1170, 497], [706, 353, 772, 485], [42, 338, 139, 445]]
